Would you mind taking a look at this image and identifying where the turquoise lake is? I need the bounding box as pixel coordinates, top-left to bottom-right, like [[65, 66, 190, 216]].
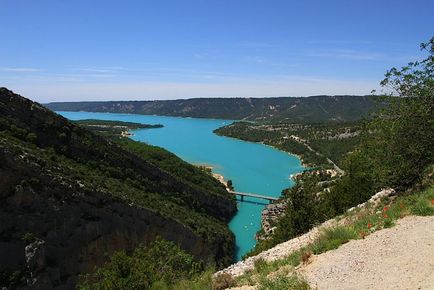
[[57, 111, 305, 260]]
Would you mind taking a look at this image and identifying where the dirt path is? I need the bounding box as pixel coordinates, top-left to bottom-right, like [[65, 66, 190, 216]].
[[301, 216, 434, 290]]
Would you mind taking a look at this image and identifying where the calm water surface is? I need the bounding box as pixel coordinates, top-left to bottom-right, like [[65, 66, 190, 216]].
[[58, 111, 305, 260]]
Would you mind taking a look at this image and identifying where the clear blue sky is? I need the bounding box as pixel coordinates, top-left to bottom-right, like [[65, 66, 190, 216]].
[[1, 0, 433, 102]]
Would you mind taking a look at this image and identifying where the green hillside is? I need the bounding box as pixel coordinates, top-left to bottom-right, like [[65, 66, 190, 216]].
[[215, 121, 361, 168], [0, 88, 237, 289], [45, 95, 383, 123]]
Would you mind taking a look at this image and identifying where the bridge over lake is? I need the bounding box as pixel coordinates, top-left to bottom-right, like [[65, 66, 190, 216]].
[[229, 191, 278, 203]]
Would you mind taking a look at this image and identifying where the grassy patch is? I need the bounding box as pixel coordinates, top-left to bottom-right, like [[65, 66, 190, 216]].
[[171, 269, 214, 290], [284, 250, 303, 267], [406, 187, 434, 216], [258, 274, 310, 290], [311, 227, 358, 254]]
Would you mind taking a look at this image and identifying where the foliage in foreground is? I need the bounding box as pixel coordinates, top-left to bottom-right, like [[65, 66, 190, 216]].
[[79, 237, 203, 290], [351, 37, 434, 191], [258, 274, 310, 290]]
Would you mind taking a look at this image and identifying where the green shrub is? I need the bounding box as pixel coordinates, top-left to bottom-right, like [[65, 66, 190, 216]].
[[284, 250, 302, 267], [26, 132, 37, 143], [79, 237, 203, 290], [408, 187, 434, 216], [258, 274, 310, 290], [253, 258, 268, 273], [21, 232, 38, 245], [0, 268, 27, 289], [311, 227, 358, 254], [172, 268, 214, 290]]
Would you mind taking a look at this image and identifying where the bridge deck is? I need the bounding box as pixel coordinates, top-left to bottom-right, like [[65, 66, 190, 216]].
[[229, 191, 278, 203]]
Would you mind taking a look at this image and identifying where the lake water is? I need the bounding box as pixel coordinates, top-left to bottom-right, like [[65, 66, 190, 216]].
[[58, 111, 305, 260]]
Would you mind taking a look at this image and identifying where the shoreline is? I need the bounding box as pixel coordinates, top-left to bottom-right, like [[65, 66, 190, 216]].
[[61, 109, 307, 168], [54, 109, 237, 123], [259, 141, 309, 168], [195, 164, 229, 189], [212, 172, 228, 188], [214, 133, 309, 169]]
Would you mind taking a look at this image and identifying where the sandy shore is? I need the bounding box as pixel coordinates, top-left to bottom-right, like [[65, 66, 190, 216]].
[[195, 164, 229, 188], [212, 172, 228, 187]]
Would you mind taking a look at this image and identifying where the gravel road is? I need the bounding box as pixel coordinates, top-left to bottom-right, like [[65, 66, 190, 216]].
[[301, 216, 434, 290]]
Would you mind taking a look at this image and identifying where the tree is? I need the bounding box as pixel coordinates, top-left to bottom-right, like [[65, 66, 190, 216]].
[[366, 37, 434, 189], [79, 237, 202, 290], [26, 132, 38, 143], [227, 180, 234, 191]]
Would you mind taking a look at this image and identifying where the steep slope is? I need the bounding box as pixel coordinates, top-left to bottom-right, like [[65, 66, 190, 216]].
[[301, 215, 434, 290], [0, 88, 237, 289], [215, 186, 434, 290], [45, 95, 383, 123]]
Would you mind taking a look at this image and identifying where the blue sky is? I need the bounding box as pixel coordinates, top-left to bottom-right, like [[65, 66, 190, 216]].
[[1, 0, 433, 102]]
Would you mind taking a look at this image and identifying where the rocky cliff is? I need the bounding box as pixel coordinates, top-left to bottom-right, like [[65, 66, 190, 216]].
[[0, 88, 237, 289]]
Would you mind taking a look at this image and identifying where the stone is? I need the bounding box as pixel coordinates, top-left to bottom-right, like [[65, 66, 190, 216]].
[[25, 240, 46, 276]]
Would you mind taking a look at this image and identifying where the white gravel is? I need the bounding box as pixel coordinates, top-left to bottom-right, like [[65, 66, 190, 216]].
[[215, 218, 337, 277], [301, 215, 434, 290]]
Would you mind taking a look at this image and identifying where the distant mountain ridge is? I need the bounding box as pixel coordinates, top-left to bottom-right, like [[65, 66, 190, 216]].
[[46, 95, 383, 123]]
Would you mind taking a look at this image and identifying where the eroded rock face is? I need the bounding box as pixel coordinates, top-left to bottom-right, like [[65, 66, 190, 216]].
[[7, 185, 36, 208], [25, 240, 53, 290], [0, 148, 230, 289], [258, 201, 288, 240], [25, 240, 46, 276]]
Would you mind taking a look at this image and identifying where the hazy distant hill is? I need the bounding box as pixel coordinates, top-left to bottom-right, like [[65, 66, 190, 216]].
[[46, 95, 384, 123], [0, 88, 236, 289]]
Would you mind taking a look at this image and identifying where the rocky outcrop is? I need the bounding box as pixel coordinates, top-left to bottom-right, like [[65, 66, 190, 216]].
[[0, 144, 233, 289], [25, 240, 52, 289], [258, 201, 287, 240], [216, 188, 396, 277], [347, 188, 395, 212]]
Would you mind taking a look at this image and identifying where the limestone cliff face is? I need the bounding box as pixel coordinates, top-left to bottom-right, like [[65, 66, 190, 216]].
[[0, 145, 232, 289], [0, 88, 236, 289]]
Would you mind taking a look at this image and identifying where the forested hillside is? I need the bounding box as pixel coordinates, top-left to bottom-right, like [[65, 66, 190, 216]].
[[0, 88, 237, 289], [46, 95, 382, 123], [215, 121, 361, 168], [245, 37, 434, 258]]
